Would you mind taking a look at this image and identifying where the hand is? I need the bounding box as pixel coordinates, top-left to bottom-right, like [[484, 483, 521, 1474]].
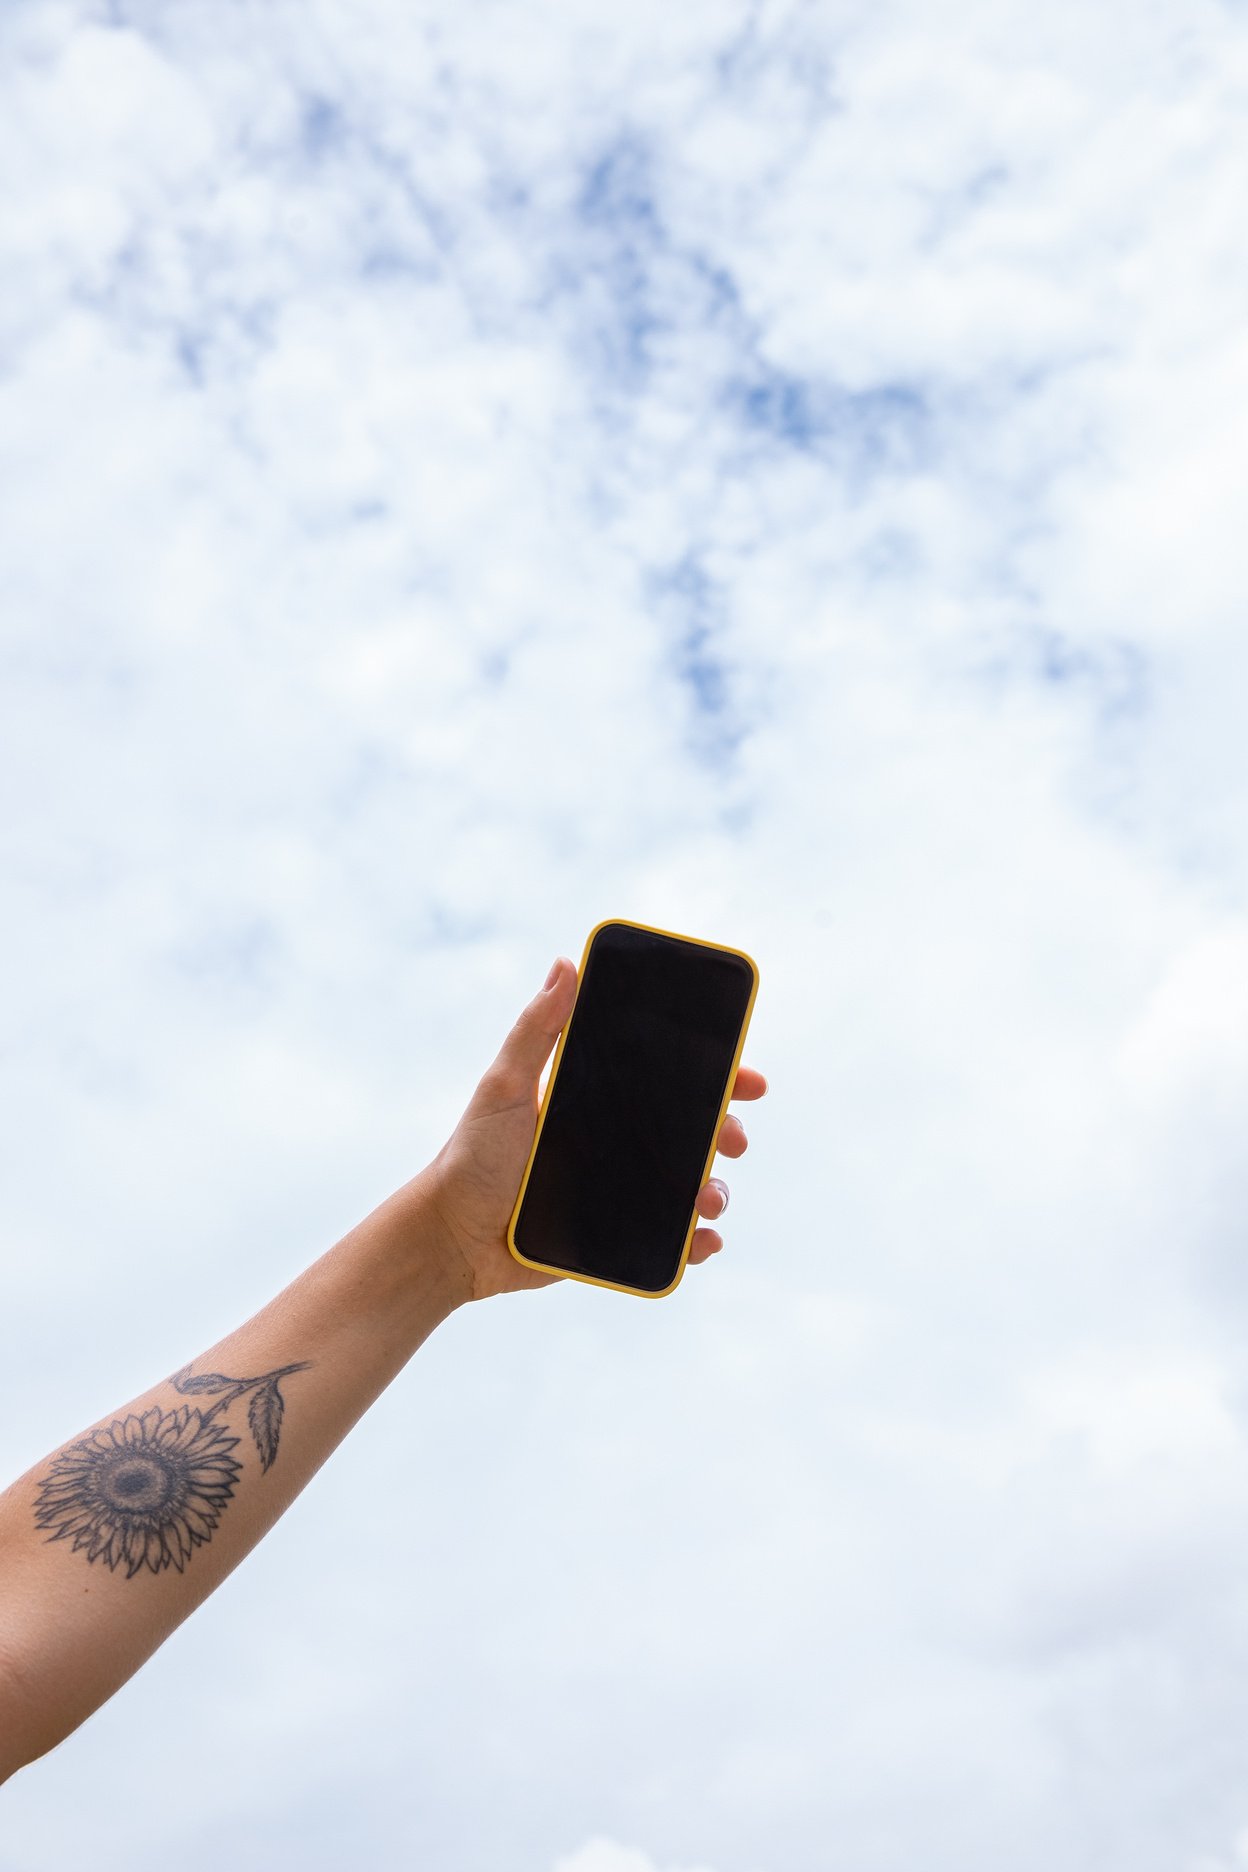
[[423, 956, 768, 1302]]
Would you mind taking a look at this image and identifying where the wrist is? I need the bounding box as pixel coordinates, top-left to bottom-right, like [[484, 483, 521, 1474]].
[[318, 1167, 471, 1365], [391, 1160, 479, 1313]]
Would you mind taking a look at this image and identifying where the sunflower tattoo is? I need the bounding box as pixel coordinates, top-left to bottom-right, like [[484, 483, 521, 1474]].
[[33, 1361, 310, 1580]]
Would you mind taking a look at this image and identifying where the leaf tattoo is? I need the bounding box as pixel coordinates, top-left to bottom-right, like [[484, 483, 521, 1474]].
[[247, 1379, 287, 1474], [169, 1368, 237, 1395], [34, 1359, 312, 1579]]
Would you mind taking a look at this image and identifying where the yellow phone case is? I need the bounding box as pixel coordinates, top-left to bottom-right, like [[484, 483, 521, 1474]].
[[507, 916, 761, 1298]]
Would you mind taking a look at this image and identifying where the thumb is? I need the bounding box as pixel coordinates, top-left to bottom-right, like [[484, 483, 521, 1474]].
[[498, 956, 577, 1082]]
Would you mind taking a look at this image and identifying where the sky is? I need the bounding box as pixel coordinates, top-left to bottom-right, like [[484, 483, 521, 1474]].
[[2, 0, 1248, 1867]]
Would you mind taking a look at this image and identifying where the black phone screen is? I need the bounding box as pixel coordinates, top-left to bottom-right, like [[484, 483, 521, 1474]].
[[511, 921, 757, 1294]]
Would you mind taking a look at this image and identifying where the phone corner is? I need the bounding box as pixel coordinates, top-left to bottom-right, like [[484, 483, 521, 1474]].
[[582, 914, 627, 952], [644, 1254, 692, 1301]]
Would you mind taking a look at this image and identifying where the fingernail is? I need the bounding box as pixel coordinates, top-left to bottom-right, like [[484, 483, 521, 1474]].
[[712, 1179, 729, 1214], [543, 958, 562, 990]]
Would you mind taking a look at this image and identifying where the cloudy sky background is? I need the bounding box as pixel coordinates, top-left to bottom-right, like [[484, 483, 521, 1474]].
[[3, 0, 1248, 1866]]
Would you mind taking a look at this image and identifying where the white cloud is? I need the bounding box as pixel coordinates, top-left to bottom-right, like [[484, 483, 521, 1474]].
[[3, 0, 1248, 1868], [1122, 926, 1248, 1105], [554, 1842, 720, 1872]]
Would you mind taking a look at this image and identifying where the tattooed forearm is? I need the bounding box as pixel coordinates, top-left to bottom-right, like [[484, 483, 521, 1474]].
[[31, 1361, 311, 1579]]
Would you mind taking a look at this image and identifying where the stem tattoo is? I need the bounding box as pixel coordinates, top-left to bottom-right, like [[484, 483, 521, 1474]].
[[31, 1361, 312, 1579]]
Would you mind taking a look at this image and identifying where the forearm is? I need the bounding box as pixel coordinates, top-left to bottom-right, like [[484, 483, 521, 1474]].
[[0, 1164, 464, 1780]]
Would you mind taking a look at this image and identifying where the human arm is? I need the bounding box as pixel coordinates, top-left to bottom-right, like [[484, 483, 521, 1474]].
[[0, 956, 765, 1778]]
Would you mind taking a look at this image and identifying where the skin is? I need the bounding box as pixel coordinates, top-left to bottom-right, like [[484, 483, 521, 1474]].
[[0, 953, 766, 1780]]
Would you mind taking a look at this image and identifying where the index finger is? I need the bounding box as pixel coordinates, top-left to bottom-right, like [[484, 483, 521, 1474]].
[[731, 1066, 768, 1100]]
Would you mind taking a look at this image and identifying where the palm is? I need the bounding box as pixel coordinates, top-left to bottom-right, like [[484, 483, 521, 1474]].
[[430, 1079, 559, 1299]]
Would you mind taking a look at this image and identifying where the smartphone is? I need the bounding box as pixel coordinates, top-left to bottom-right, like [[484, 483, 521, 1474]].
[[507, 917, 760, 1297]]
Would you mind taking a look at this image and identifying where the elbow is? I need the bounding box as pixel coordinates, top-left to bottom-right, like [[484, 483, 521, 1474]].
[[0, 1622, 111, 1781], [0, 1634, 41, 1783]]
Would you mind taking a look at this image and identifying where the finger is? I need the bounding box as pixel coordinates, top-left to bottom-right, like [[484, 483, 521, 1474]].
[[731, 1066, 769, 1101], [492, 957, 578, 1092], [695, 1178, 729, 1221], [687, 1226, 723, 1264], [717, 1113, 748, 1158]]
